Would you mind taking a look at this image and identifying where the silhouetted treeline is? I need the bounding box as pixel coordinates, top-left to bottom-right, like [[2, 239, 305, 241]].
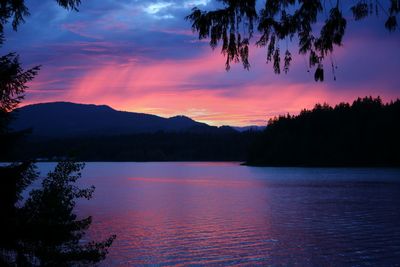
[[247, 97, 400, 166], [6, 96, 400, 166], [8, 131, 259, 162]]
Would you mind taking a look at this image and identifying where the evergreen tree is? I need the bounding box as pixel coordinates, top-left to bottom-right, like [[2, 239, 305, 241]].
[[247, 97, 400, 166], [17, 162, 115, 266], [186, 0, 399, 80], [1, 1, 115, 265]]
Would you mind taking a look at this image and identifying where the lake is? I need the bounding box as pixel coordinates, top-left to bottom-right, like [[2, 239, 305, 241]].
[[36, 162, 400, 266]]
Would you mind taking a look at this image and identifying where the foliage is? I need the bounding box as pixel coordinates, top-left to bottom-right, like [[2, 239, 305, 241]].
[[1, 1, 115, 266], [0, 54, 38, 158], [0, 162, 36, 265], [9, 130, 259, 162], [0, 53, 39, 113], [247, 96, 400, 166], [0, 0, 81, 39], [186, 0, 400, 80], [0, 162, 115, 266], [17, 161, 115, 266]]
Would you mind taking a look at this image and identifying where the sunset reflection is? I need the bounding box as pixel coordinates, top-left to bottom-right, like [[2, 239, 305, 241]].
[[75, 163, 400, 266]]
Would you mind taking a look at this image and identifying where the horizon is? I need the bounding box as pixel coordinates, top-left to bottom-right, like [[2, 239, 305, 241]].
[[4, 0, 400, 126], [18, 101, 265, 127], [19, 95, 399, 127]]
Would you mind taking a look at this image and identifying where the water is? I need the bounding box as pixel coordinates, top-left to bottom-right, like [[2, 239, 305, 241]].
[[36, 162, 400, 266]]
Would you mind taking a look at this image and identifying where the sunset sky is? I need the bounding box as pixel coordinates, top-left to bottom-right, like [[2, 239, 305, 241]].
[[3, 0, 400, 126]]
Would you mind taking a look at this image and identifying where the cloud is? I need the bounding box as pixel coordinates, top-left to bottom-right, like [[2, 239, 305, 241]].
[[4, 0, 398, 126], [144, 2, 174, 14], [183, 0, 211, 8], [24, 43, 399, 126]]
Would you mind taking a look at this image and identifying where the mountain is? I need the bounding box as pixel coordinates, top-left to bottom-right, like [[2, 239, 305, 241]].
[[10, 102, 222, 137]]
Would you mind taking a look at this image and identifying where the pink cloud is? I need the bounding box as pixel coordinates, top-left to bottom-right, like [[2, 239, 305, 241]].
[[23, 43, 399, 126]]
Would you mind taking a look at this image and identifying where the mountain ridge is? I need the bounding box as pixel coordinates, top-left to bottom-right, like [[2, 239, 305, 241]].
[[11, 102, 235, 137]]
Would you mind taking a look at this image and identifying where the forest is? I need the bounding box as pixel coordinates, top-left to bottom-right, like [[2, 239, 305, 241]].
[[6, 131, 258, 162], [247, 97, 400, 166]]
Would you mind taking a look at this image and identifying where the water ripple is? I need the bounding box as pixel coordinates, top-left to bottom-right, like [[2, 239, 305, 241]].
[[62, 163, 400, 266]]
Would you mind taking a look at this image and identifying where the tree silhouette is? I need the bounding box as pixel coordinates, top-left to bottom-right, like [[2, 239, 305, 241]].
[[0, 161, 116, 266], [247, 96, 400, 166], [186, 0, 399, 81], [0, 53, 39, 158], [17, 162, 115, 266], [0, 162, 36, 266], [1, 1, 115, 265]]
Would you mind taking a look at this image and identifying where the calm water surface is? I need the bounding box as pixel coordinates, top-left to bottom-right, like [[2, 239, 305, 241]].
[[37, 162, 400, 266]]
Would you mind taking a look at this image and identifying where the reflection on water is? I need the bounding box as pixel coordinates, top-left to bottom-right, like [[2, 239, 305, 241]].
[[37, 163, 400, 266]]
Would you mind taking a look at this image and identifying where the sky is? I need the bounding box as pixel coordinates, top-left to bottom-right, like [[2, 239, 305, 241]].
[[2, 0, 400, 126]]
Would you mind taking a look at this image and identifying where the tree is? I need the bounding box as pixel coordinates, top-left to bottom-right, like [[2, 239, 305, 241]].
[[0, 161, 116, 266], [0, 53, 39, 159], [246, 96, 400, 166], [18, 162, 115, 266], [0, 162, 36, 265], [1, 0, 115, 265], [186, 0, 399, 81]]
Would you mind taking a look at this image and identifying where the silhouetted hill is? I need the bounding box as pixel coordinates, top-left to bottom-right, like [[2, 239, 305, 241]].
[[3, 102, 260, 162], [10, 102, 224, 137]]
